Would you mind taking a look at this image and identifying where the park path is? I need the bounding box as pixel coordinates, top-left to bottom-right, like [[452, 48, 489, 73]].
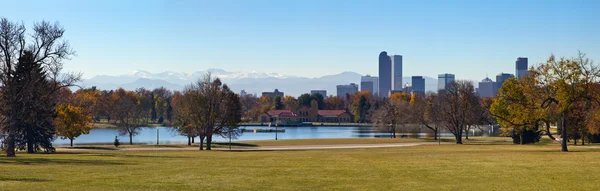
[[56, 142, 445, 152]]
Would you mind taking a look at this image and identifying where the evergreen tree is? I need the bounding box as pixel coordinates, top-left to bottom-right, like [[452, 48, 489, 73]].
[[11, 51, 57, 153]]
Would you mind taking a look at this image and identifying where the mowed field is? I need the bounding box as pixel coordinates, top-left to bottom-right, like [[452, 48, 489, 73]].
[[1, 138, 600, 191]]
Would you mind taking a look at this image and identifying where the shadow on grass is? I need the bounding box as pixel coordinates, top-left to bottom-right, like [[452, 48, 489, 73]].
[[212, 142, 258, 147], [0, 157, 127, 166], [0, 176, 50, 182], [69, 147, 119, 150]]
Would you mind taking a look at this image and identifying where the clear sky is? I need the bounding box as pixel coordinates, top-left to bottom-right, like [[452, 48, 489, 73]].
[[2, 0, 599, 81]]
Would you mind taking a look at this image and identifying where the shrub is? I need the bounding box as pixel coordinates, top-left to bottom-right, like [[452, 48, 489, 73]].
[[511, 129, 542, 144]]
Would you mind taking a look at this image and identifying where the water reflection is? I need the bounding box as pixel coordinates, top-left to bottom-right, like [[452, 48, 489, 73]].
[[52, 126, 459, 145]]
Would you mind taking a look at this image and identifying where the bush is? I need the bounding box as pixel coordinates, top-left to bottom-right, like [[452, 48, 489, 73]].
[[588, 134, 600, 143], [114, 136, 120, 148], [511, 129, 542, 144]]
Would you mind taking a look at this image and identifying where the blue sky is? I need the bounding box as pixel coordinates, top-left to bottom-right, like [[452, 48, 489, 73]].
[[2, 0, 599, 81]]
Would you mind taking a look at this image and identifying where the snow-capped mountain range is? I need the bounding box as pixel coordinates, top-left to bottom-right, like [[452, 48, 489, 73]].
[[81, 69, 438, 97]]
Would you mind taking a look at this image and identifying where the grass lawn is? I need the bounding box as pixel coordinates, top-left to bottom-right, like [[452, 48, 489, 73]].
[[2, 138, 600, 190]]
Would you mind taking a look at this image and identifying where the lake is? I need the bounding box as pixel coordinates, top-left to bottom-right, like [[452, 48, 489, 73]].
[[52, 126, 463, 145]]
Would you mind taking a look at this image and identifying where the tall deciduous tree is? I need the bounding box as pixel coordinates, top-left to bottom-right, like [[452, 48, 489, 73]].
[[439, 80, 478, 144], [111, 88, 148, 145], [173, 74, 242, 150]]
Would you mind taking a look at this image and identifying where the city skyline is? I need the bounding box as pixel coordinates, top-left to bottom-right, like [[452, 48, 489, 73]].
[[2, 0, 598, 82]]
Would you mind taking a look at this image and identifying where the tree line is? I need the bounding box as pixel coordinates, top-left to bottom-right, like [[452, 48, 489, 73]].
[[0, 18, 243, 156], [491, 53, 600, 152]]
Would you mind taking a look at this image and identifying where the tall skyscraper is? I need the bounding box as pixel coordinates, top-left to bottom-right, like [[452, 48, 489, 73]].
[[391, 55, 403, 91], [496, 73, 515, 90], [337, 83, 359, 98], [411, 76, 425, 93], [437, 73, 455, 90], [477, 77, 497, 98], [360, 75, 379, 96], [378, 51, 392, 97], [516, 57, 528, 79]]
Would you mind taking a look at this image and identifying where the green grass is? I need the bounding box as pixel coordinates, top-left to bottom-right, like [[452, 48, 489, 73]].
[[2, 138, 600, 190]]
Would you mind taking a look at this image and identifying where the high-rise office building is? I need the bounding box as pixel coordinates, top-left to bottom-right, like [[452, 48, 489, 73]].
[[477, 77, 497, 98], [361, 81, 374, 94], [437, 73, 455, 90], [391, 55, 403, 91], [411, 76, 425, 93], [496, 73, 515, 90], [337, 83, 359, 98], [360, 75, 379, 95], [310, 90, 327, 97], [516, 57, 528, 79], [378, 51, 392, 97]]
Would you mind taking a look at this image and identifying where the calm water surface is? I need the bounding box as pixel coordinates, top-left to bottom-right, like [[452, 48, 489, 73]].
[[52, 126, 447, 145]]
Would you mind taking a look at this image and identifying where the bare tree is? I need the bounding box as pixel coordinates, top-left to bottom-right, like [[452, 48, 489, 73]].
[[439, 80, 477, 144]]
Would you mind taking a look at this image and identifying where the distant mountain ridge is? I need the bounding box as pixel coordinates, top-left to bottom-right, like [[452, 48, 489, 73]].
[[81, 69, 438, 97]]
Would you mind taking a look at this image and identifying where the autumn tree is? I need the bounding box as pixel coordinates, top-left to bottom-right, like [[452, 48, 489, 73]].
[[55, 104, 93, 147], [282, 95, 298, 110], [372, 94, 410, 138], [411, 93, 441, 140], [172, 90, 203, 146], [111, 88, 148, 145], [173, 74, 242, 150], [491, 77, 542, 144], [273, 95, 284, 110], [324, 96, 344, 110]]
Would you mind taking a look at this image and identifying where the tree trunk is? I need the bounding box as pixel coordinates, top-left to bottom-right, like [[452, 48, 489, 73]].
[[433, 128, 438, 140], [192, 136, 195, 143], [187, 136, 191, 146], [27, 139, 35, 153], [206, 135, 213, 150], [582, 135, 585, 145], [520, 129, 524, 145], [574, 139, 577, 145], [545, 121, 556, 141], [455, 133, 462, 144], [70, 138, 74, 147], [6, 104, 17, 157], [129, 133, 133, 145], [465, 127, 470, 140], [199, 136, 205, 150], [561, 116, 568, 152]]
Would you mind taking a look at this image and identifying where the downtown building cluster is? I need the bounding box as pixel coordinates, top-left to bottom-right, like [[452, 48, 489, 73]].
[[258, 52, 529, 99], [337, 51, 528, 98]]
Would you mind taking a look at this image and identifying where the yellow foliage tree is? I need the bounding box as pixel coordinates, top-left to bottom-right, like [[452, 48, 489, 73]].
[[55, 104, 93, 147]]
